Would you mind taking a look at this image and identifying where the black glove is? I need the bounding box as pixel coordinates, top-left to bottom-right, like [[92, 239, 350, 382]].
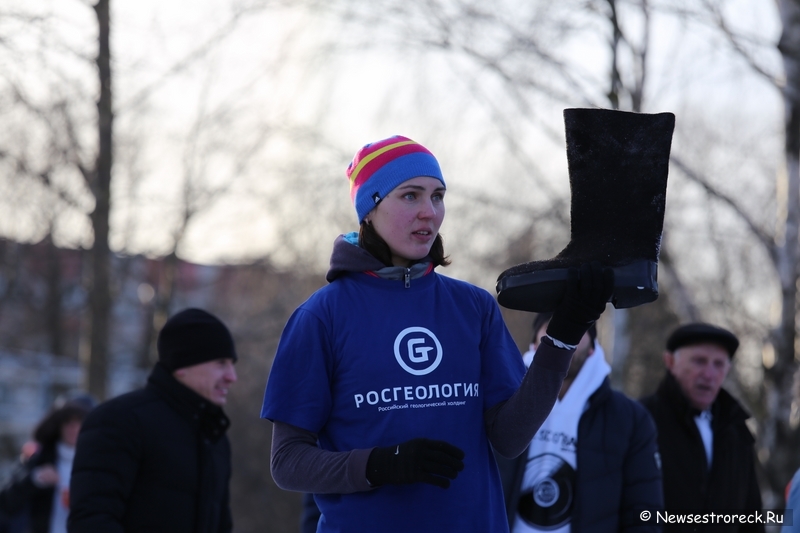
[[366, 438, 465, 489], [546, 261, 614, 346]]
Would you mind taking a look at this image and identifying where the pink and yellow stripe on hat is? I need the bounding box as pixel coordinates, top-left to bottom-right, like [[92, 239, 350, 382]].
[[346, 135, 445, 223]]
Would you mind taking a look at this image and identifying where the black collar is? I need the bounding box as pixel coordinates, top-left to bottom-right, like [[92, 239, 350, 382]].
[[655, 371, 750, 428], [148, 363, 230, 442]]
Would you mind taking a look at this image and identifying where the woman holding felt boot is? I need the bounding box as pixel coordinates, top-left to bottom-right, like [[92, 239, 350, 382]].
[[260, 134, 613, 533]]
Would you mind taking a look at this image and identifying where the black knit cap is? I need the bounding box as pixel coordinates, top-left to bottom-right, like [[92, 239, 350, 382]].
[[666, 322, 739, 359], [157, 308, 237, 371]]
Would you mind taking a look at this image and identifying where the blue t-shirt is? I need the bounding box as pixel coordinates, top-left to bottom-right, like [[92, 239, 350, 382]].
[[783, 468, 800, 533], [261, 270, 525, 533]]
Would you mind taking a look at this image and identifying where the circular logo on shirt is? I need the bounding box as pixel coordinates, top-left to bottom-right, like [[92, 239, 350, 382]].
[[517, 454, 576, 530], [394, 327, 443, 375]]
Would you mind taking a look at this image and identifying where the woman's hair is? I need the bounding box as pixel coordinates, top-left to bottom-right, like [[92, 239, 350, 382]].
[[359, 221, 451, 268], [33, 402, 91, 449]]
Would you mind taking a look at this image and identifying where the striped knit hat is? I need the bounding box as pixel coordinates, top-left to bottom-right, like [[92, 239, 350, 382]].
[[346, 135, 446, 223]]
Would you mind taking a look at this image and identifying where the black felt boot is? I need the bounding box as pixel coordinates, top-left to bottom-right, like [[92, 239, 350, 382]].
[[496, 108, 675, 313]]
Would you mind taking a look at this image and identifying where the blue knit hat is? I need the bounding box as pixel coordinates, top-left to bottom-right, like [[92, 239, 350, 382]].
[[346, 135, 446, 223]]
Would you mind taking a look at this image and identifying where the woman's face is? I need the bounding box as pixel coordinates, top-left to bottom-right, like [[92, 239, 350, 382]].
[[61, 418, 83, 447], [367, 176, 445, 267]]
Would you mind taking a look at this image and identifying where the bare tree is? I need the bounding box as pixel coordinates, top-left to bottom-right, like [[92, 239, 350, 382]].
[[653, 0, 800, 502], [84, 0, 113, 400], [769, 0, 800, 499], [0, 0, 288, 399]]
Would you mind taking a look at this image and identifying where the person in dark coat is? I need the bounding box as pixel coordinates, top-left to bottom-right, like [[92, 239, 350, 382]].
[[640, 323, 763, 533], [0, 396, 93, 533], [496, 313, 662, 533], [67, 308, 238, 533]]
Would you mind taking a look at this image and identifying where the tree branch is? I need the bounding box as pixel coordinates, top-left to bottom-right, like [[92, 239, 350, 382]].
[[670, 154, 776, 262]]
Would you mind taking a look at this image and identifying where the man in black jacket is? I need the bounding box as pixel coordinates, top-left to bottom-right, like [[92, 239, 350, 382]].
[[641, 323, 763, 533], [496, 313, 663, 533], [67, 308, 238, 533]]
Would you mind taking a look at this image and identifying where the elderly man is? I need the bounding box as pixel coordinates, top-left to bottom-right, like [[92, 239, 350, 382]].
[[641, 323, 762, 533], [68, 308, 238, 533]]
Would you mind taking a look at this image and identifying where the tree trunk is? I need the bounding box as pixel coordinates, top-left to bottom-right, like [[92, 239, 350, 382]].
[[765, 0, 800, 506], [148, 252, 180, 367], [85, 0, 113, 401], [45, 233, 63, 356]]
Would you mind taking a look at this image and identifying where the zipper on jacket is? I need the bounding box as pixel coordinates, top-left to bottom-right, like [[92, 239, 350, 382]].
[[404, 268, 411, 288]]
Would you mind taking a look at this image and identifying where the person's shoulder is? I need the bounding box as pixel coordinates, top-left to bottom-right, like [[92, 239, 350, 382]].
[[714, 388, 757, 442], [608, 386, 640, 407], [288, 282, 348, 325], [592, 389, 659, 450], [435, 273, 495, 300], [84, 386, 160, 425], [604, 387, 656, 424], [302, 276, 352, 306], [715, 386, 750, 418], [75, 389, 154, 449], [435, 272, 478, 288]]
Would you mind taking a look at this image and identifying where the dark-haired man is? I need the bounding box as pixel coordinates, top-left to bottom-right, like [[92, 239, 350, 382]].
[[68, 308, 238, 533], [641, 323, 763, 532], [497, 312, 662, 532]]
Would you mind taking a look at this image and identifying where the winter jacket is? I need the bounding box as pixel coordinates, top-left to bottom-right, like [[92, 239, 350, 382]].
[[497, 377, 663, 532], [67, 363, 233, 533], [0, 445, 56, 533], [640, 373, 763, 533]]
